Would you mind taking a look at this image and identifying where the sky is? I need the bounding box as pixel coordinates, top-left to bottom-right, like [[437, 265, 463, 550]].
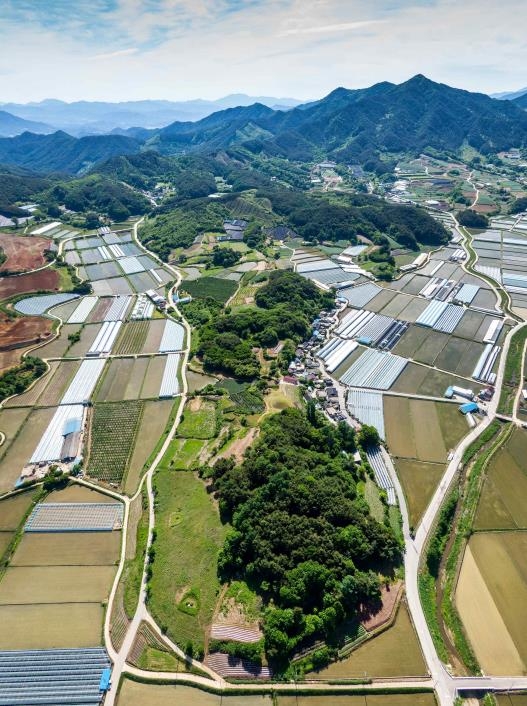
[[1, 0, 526, 103]]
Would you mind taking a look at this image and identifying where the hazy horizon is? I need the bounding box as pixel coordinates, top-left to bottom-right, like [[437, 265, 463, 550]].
[[1, 0, 526, 103]]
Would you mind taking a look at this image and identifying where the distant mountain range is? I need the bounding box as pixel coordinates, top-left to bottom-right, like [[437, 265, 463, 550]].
[[0, 110, 55, 137], [1, 75, 527, 175], [492, 87, 527, 100], [0, 95, 303, 137]]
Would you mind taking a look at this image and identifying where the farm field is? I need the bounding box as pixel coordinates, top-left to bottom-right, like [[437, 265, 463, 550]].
[[114, 320, 150, 355], [118, 681, 273, 706], [0, 406, 56, 494], [12, 532, 121, 566], [391, 363, 474, 397], [149, 469, 227, 653], [88, 401, 144, 484], [3, 360, 60, 407], [141, 318, 167, 353], [278, 696, 436, 706], [140, 355, 167, 398], [384, 398, 464, 462], [67, 323, 103, 356], [30, 359, 80, 407], [96, 357, 149, 402], [0, 407, 31, 449], [309, 603, 426, 679], [0, 488, 38, 529], [187, 370, 217, 393], [0, 603, 104, 649], [496, 696, 527, 706], [0, 484, 120, 649], [124, 399, 176, 494], [0, 269, 59, 300], [456, 532, 527, 675], [177, 398, 217, 439], [0, 315, 54, 362], [474, 430, 527, 530], [394, 459, 444, 530], [0, 233, 51, 272], [46, 483, 118, 503], [31, 322, 81, 358]]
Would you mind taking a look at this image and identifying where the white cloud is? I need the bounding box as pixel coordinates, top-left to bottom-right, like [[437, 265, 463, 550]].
[[0, 0, 526, 102], [91, 48, 139, 60]]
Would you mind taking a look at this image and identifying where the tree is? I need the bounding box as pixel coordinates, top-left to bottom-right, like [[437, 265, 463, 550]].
[[457, 209, 489, 229], [358, 424, 380, 448]]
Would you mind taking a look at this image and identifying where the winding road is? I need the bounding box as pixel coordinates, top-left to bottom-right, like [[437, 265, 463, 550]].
[[62, 216, 527, 703]]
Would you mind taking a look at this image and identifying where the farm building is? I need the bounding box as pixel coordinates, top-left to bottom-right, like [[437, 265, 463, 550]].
[[459, 402, 479, 415]]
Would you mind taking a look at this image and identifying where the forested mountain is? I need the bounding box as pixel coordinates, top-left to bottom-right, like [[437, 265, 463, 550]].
[[149, 75, 527, 165], [0, 110, 54, 137], [0, 166, 55, 217], [514, 93, 527, 110], [2, 76, 527, 176], [0, 131, 142, 174]]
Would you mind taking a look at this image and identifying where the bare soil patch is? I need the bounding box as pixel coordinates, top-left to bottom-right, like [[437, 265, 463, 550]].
[[0, 269, 59, 300], [0, 234, 51, 273]]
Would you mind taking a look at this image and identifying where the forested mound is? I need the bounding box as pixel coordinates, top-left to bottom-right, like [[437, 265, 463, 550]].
[[209, 408, 402, 667]]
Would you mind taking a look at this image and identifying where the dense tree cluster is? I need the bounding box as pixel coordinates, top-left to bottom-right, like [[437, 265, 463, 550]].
[[197, 272, 332, 379], [211, 246, 241, 268], [140, 199, 229, 260], [211, 408, 401, 666], [510, 197, 527, 215], [39, 174, 150, 220], [457, 209, 489, 229], [0, 356, 46, 402], [257, 189, 449, 247]]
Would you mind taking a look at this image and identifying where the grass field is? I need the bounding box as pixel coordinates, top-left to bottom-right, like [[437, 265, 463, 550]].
[[149, 469, 227, 653], [88, 401, 144, 484], [309, 603, 426, 679], [184, 277, 237, 304], [169, 439, 207, 469], [177, 399, 218, 440], [456, 532, 527, 675], [118, 681, 273, 706]]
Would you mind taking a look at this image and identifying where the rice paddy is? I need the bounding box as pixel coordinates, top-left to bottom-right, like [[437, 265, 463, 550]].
[[456, 532, 527, 675], [117, 681, 274, 706], [308, 603, 426, 679]]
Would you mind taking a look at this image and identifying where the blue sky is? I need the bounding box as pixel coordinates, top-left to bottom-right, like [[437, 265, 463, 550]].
[[1, 0, 526, 102]]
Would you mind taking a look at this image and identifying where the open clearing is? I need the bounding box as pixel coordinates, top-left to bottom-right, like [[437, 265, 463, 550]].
[[149, 469, 227, 652], [118, 681, 273, 706], [456, 533, 527, 675], [309, 603, 426, 679], [177, 399, 217, 439], [475, 429, 527, 530], [0, 233, 51, 272]]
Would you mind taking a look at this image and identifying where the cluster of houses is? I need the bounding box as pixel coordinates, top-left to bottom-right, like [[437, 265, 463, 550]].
[[283, 304, 349, 423]]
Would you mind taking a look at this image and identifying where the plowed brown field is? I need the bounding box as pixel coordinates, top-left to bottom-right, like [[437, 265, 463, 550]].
[[0, 234, 51, 273], [0, 269, 59, 300]]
